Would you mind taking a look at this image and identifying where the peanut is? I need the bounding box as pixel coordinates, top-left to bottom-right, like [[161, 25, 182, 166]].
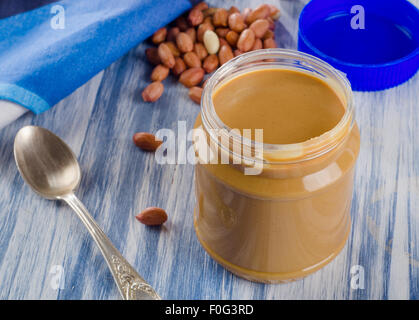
[[263, 38, 277, 49], [186, 28, 197, 43], [194, 43, 208, 60], [172, 57, 186, 77], [141, 82, 164, 102], [268, 5, 281, 20], [242, 8, 252, 22], [203, 54, 219, 73], [203, 30, 220, 54], [176, 16, 188, 31], [262, 30, 275, 40], [166, 27, 180, 42], [145, 47, 161, 65], [152, 27, 167, 44], [184, 52, 202, 68], [212, 8, 228, 27], [188, 8, 204, 26], [251, 38, 263, 51], [228, 6, 240, 15], [250, 19, 269, 38], [237, 29, 256, 52], [133, 132, 163, 151], [194, 2, 209, 11], [157, 43, 175, 68], [218, 45, 234, 65], [179, 67, 205, 87], [228, 13, 246, 33], [151, 64, 169, 81], [189, 86, 203, 104], [246, 4, 270, 24], [226, 30, 239, 47], [176, 32, 194, 53], [203, 7, 217, 17], [136, 207, 167, 226]]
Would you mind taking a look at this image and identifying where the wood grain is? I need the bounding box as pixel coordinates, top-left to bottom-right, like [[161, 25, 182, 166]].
[[0, 0, 418, 299]]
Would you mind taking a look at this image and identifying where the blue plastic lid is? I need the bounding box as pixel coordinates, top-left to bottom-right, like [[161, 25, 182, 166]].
[[298, 0, 419, 91]]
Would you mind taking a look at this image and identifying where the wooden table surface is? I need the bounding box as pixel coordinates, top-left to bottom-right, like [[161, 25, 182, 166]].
[[1, 0, 419, 300]]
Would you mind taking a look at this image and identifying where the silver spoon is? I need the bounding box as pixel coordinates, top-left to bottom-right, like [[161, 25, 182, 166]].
[[14, 125, 160, 300]]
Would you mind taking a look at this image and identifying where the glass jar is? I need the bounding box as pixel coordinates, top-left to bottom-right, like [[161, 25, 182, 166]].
[[193, 49, 360, 283]]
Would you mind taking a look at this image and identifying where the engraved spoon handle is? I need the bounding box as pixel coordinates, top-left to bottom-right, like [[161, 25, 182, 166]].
[[61, 193, 160, 300]]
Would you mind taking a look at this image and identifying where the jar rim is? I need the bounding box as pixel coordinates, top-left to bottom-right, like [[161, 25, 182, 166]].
[[200, 48, 355, 164]]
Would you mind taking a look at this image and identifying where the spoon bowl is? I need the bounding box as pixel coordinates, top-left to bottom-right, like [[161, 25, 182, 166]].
[[14, 126, 81, 199]]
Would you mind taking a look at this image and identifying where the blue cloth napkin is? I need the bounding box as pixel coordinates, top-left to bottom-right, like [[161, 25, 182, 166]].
[[0, 0, 193, 114]]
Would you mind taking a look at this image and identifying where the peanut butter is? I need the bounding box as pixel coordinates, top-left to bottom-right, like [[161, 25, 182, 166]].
[[212, 69, 345, 144]]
